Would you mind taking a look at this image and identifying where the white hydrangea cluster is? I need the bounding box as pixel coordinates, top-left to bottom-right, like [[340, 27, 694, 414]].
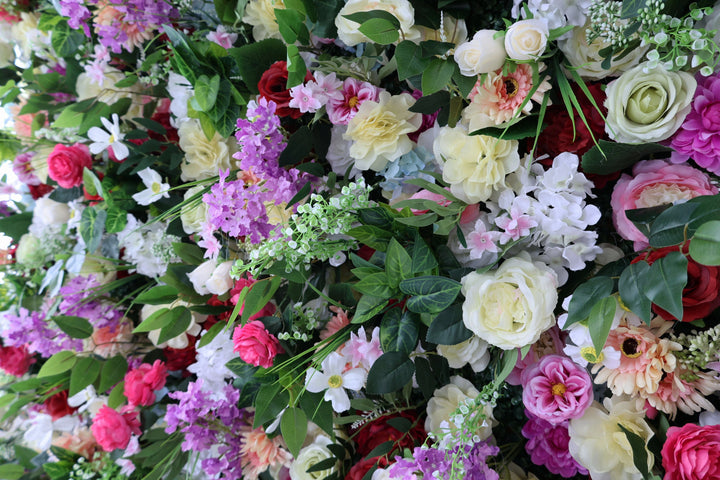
[[187, 329, 238, 398], [117, 214, 180, 278], [512, 0, 593, 31]]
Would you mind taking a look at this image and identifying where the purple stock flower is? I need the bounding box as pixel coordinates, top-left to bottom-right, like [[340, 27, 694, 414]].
[[1, 308, 82, 358], [59, 0, 92, 36], [522, 411, 588, 478], [58, 275, 124, 331]]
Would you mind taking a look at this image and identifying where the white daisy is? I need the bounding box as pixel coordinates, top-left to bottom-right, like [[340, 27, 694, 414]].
[[132, 167, 170, 206], [87, 113, 129, 160], [305, 352, 365, 412]]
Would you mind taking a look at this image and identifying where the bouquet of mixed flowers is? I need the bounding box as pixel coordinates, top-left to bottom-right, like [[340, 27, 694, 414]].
[[2, 0, 720, 479]]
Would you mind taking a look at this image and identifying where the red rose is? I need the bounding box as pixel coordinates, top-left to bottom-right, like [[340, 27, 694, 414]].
[[662, 423, 720, 480], [164, 335, 197, 374], [0, 344, 34, 376], [28, 183, 54, 200], [43, 390, 77, 420], [353, 411, 427, 460], [47, 143, 92, 189], [345, 457, 378, 480], [257, 61, 313, 119], [632, 245, 720, 322]]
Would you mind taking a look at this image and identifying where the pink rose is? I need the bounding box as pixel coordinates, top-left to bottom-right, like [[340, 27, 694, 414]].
[[124, 360, 167, 407], [232, 320, 282, 369], [0, 344, 35, 376], [662, 423, 720, 480], [91, 405, 141, 451], [521, 354, 592, 425], [611, 160, 717, 250], [47, 143, 92, 189]]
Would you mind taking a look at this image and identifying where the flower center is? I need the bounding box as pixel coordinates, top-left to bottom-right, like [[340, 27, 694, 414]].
[[504, 78, 519, 98], [580, 346, 604, 364], [348, 96, 359, 108], [551, 383, 567, 396], [108, 134, 115, 143], [622, 338, 642, 358], [328, 374, 343, 388], [151, 182, 162, 194]]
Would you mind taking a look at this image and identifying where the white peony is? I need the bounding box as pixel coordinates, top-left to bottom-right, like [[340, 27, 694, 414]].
[[33, 196, 71, 226], [242, 0, 286, 41], [180, 185, 209, 235]]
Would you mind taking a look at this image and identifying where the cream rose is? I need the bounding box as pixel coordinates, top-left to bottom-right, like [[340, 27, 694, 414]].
[[207, 261, 234, 295], [461, 252, 558, 350], [344, 91, 421, 171], [335, 0, 415, 47], [604, 63, 696, 144], [435, 125, 520, 204], [568, 396, 654, 480], [289, 435, 337, 480], [425, 375, 496, 440], [178, 119, 235, 181], [143, 300, 206, 349], [33, 196, 71, 226], [437, 336, 490, 372], [76, 66, 145, 120], [242, 0, 285, 41], [504, 19, 549, 61], [180, 185, 209, 235], [559, 21, 647, 80], [187, 260, 216, 295], [454, 30, 506, 76]]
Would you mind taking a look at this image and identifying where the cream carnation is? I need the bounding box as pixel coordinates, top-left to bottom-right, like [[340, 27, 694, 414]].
[[344, 91, 421, 171], [504, 19, 549, 61], [435, 125, 520, 203], [604, 63, 695, 144], [178, 119, 235, 181], [425, 375, 496, 440], [461, 252, 558, 350], [242, 0, 285, 41], [454, 29, 506, 76], [335, 0, 415, 47]]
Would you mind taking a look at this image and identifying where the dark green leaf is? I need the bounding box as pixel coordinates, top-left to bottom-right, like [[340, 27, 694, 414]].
[[618, 424, 652, 477], [198, 320, 227, 348], [618, 261, 653, 324], [385, 238, 412, 286], [358, 17, 399, 44], [689, 220, 720, 265], [69, 357, 101, 396], [380, 309, 419, 355], [588, 296, 617, 354], [620, 0, 648, 19], [286, 44, 307, 89], [98, 355, 128, 393], [409, 90, 449, 114], [565, 276, 614, 328], [156, 307, 192, 344], [363, 441, 394, 460], [281, 407, 307, 458], [648, 202, 698, 247], [299, 391, 334, 437], [425, 303, 472, 345], [79, 207, 107, 254], [229, 39, 287, 94], [581, 140, 671, 175], [365, 352, 414, 394], [642, 251, 687, 320], [49, 186, 83, 203], [242, 276, 282, 323], [352, 295, 388, 323], [494, 349, 518, 386], [275, 8, 310, 44], [279, 125, 313, 166], [105, 206, 127, 234], [354, 272, 394, 298], [0, 212, 32, 242], [396, 41, 431, 81], [342, 10, 401, 29], [358, 207, 396, 229], [0, 464, 26, 479], [136, 285, 180, 305], [399, 276, 462, 314], [53, 315, 93, 339], [172, 242, 205, 266], [626, 204, 672, 238], [253, 383, 290, 428], [51, 20, 85, 57], [421, 58, 455, 95], [305, 457, 340, 473], [348, 225, 393, 251]]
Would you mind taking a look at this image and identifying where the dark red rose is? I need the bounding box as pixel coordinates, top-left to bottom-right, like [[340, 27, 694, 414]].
[[28, 183, 54, 199], [0, 344, 34, 376], [47, 143, 92, 189], [632, 245, 720, 322], [353, 411, 427, 459], [43, 390, 77, 420], [164, 335, 197, 374], [257, 61, 313, 119], [345, 457, 378, 480]]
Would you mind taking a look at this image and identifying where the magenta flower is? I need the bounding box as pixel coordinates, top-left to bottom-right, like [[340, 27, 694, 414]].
[[326, 77, 381, 125], [522, 411, 588, 478], [670, 72, 720, 174], [520, 354, 592, 425]]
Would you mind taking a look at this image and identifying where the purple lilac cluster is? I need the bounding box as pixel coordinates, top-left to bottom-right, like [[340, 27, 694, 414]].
[[234, 98, 286, 174], [1, 308, 82, 357], [521, 411, 588, 478], [58, 0, 92, 36], [387, 442, 500, 480], [57, 275, 124, 331], [165, 380, 250, 480]]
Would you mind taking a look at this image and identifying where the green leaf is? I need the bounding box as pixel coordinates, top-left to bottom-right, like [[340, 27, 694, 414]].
[[342, 10, 401, 29], [588, 296, 617, 354], [69, 357, 101, 396], [279, 125, 313, 167], [626, 204, 672, 238], [409, 90, 449, 114], [380, 309, 419, 355], [286, 44, 307, 89], [280, 407, 307, 458], [618, 424, 652, 478], [193, 75, 220, 112], [229, 39, 287, 94], [399, 276, 462, 314], [132, 307, 171, 333], [348, 225, 393, 251], [647, 202, 698, 247], [565, 276, 614, 328], [275, 8, 310, 45], [411, 236, 438, 274], [643, 251, 687, 320], [363, 441, 394, 460], [689, 220, 720, 265], [618, 262, 653, 324], [0, 212, 32, 242], [0, 464, 25, 479], [13, 445, 37, 470], [494, 349, 518, 386], [394, 212, 438, 227], [358, 206, 397, 228], [242, 276, 282, 323], [253, 383, 290, 428], [620, 0, 648, 19], [105, 206, 127, 234], [82, 168, 104, 198], [53, 315, 93, 339], [136, 285, 180, 305], [365, 352, 415, 394], [198, 320, 227, 349], [358, 17, 399, 44], [395, 41, 431, 81], [581, 140, 671, 175], [98, 355, 128, 393], [471, 115, 546, 140], [156, 307, 192, 344], [385, 238, 413, 287], [352, 295, 388, 323], [299, 391, 334, 437], [107, 381, 125, 409], [51, 20, 85, 57], [421, 58, 455, 96], [425, 303, 472, 345], [79, 207, 107, 254], [172, 242, 205, 266], [354, 272, 394, 298], [38, 351, 76, 378]]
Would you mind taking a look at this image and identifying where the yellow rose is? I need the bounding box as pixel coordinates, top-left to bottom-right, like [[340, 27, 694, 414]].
[[435, 125, 520, 204], [178, 119, 235, 181], [344, 91, 421, 171]]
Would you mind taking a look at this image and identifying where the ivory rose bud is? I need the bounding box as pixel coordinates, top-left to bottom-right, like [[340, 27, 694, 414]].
[[187, 260, 216, 295], [504, 19, 549, 61], [178, 119, 234, 181], [91, 405, 141, 452], [242, 0, 285, 41], [207, 261, 235, 295], [289, 435, 337, 480], [605, 63, 695, 143], [454, 30, 506, 76], [461, 252, 558, 350], [180, 185, 209, 235], [335, 0, 415, 47]]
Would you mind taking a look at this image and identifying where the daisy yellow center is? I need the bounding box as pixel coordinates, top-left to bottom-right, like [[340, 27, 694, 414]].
[[348, 96, 359, 108], [151, 182, 162, 194], [328, 374, 343, 388], [108, 134, 115, 143], [580, 346, 604, 364], [551, 383, 567, 396], [504, 78, 519, 98]]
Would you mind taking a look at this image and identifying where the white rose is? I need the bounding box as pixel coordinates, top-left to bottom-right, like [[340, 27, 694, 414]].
[[461, 252, 558, 349], [180, 185, 209, 235], [604, 63, 695, 144], [289, 435, 337, 480], [143, 300, 206, 349], [425, 375, 496, 440], [504, 19, 549, 61], [335, 0, 415, 47], [178, 119, 235, 181], [76, 67, 145, 119], [187, 260, 216, 295], [33, 196, 71, 226], [242, 0, 285, 41], [437, 336, 490, 372], [207, 261, 234, 295], [454, 30, 506, 76]]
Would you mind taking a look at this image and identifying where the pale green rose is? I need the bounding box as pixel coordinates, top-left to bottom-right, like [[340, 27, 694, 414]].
[[15, 233, 45, 268], [604, 62, 696, 143]]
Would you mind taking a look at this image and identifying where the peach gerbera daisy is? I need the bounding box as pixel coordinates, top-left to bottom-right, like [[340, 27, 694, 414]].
[[644, 369, 720, 419], [239, 426, 293, 480]]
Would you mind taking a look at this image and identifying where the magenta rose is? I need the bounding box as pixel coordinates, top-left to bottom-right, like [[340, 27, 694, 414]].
[[0, 344, 34, 376], [662, 423, 720, 480], [611, 159, 717, 250], [124, 360, 168, 407], [232, 320, 282, 369], [47, 143, 92, 189], [521, 354, 592, 425], [90, 405, 141, 452]]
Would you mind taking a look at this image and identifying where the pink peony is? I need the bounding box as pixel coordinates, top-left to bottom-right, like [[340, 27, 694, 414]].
[[91, 405, 141, 452], [670, 72, 720, 174], [124, 360, 167, 407], [326, 77, 380, 125], [0, 344, 35, 376], [611, 160, 717, 250], [232, 320, 282, 369], [521, 354, 592, 425], [662, 423, 720, 480]]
